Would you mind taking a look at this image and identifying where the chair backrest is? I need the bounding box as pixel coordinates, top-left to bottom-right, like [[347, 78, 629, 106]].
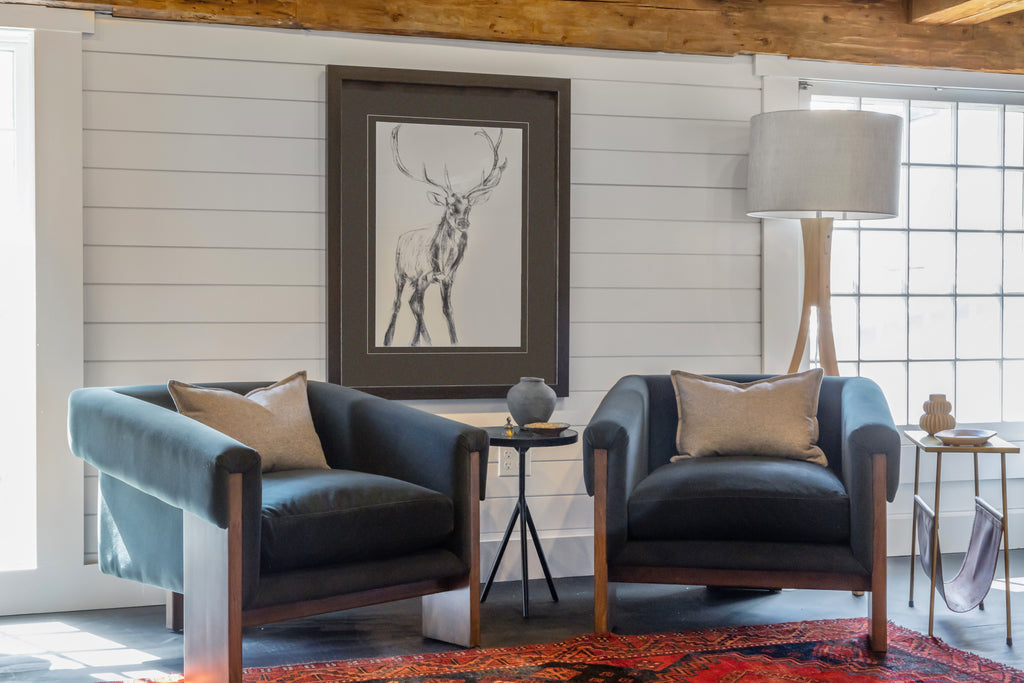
[[639, 374, 847, 474], [115, 382, 271, 410]]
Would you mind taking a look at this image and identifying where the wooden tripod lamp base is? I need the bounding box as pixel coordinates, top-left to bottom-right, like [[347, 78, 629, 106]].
[[788, 216, 839, 377]]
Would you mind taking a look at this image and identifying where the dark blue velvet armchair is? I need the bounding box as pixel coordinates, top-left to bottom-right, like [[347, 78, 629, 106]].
[[583, 374, 900, 653], [69, 380, 488, 683]]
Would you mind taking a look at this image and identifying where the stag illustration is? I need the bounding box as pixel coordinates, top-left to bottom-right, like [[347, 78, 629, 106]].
[[383, 124, 507, 347]]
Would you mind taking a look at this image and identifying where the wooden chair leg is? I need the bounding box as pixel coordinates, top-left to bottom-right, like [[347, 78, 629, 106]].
[[869, 451, 888, 654], [165, 591, 183, 633], [593, 448, 614, 632], [184, 473, 243, 683], [423, 450, 481, 647]]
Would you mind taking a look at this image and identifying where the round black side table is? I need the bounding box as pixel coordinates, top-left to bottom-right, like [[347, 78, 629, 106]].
[[481, 425, 578, 617]]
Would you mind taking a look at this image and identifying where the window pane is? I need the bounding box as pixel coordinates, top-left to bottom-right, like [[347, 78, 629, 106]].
[[860, 231, 907, 294], [957, 297, 1001, 359], [957, 168, 1002, 230], [958, 104, 1002, 167], [1007, 106, 1024, 168], [909, 231, 955, 294], [1005, 298, 1024, 358], [833, 296, 858, 361], [810, 95, 859, 111], [909, 167, 955, 229], [861, 297, 907, 360], [909, 361, 955, 425], [860, 362, 908, 424], [910, 101, 954, 165], [831, 229, 859, 294], [957, 233, 1002, 294], [909, 297, 954, 359], [955, 361, 1001, 422], [1007, 170, 1023, 231], [1006, 234, 1024, 293], [1003, 360, 1024, 421]]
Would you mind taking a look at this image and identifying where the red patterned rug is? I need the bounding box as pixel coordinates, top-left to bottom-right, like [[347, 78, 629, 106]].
[[113, 618, 1024, 682]]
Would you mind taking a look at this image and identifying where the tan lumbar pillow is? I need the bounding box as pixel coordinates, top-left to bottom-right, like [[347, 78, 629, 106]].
[[669, 368, 827, 467], [168, 371, 329, 473]]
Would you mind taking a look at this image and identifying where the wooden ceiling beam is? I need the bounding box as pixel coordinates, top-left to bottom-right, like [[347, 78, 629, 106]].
[[912, 0, 1024, 24], [8, 0, 1024, 75]]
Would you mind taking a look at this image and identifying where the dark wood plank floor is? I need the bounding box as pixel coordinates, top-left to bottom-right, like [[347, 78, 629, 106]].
[[2, 553, 1023, 681]]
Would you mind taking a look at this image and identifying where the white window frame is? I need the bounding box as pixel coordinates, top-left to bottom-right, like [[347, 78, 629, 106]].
[[0, 5, 164, 615], [756, 56, 1024, 442]]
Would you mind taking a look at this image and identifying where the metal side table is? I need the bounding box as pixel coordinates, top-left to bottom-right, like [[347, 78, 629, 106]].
[[904, 429, 1018, 645], [481, 425, 578, 617]]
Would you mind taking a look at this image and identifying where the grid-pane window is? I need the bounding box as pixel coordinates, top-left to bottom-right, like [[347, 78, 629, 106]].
[[0, 29, 35, 570], [811, 93, 1024, 425]]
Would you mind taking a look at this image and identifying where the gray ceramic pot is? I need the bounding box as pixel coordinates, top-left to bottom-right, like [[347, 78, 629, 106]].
[[506, 377, 556, 426]]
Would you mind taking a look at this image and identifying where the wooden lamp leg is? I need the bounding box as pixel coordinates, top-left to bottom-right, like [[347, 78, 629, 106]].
[[788, 216, 839, 376]]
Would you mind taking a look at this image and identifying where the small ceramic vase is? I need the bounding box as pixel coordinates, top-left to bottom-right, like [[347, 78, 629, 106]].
[[919, 393, 956, 436], [506, 377, 556, 426]]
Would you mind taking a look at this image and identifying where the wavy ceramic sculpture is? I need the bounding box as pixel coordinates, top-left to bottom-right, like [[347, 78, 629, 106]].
[[919, 393, 956, 436], [507, 377, 556, 427]]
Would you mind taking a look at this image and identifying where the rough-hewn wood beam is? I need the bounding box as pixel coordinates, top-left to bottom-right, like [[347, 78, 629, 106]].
[[912, 0, 1024, 24], [6, 0, 1024, 75]]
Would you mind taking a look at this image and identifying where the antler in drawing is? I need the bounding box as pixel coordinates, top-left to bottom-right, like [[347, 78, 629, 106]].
[[383, 124, 507, 347]]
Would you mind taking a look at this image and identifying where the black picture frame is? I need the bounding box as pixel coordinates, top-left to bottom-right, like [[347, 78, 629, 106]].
[[326, 65, 570, 399]]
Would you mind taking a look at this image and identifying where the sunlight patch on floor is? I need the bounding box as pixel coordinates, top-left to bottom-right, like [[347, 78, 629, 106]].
[[989, 576, 1024, 593], [0, 619, 175, 682]]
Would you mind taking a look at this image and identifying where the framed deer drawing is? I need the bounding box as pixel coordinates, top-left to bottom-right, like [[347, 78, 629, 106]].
[[326, 66, 570, 399]]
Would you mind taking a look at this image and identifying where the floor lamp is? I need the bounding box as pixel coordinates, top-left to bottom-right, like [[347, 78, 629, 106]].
[[747, 110, 903, 376]]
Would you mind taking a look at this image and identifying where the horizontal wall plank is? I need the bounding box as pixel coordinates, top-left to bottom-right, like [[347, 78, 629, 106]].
[[85, 91, 321, 138], [572, 219, 760, 256], [571, 185, 748, 222], [570, 322, 761, 357], [481, 494, 592, 534], [85, 131, 324, 176], [573, 114, 750, 155], [84, 50, 321, 101], [84, 359, 328, 387], [572, 253, 761, 289], [571, 288, 760, 323], [84, 323, 324, 362], [572, 149, 746, 189], [85, 208, 324, 250], [569, 356, 762, 393], [485, 459, 587, 498], [573, 79, 761, 121], [85, 285, 323, 323], [85, 247, 323, 286], [85, 17, 761, 89], [85, 169, 322, 212]]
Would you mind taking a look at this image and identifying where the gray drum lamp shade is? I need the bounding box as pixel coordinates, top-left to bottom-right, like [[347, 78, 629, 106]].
[[747, 110, 903, 220]]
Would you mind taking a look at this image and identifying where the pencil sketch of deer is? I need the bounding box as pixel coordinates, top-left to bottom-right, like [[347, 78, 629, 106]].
[[383, 124, 508, 347]]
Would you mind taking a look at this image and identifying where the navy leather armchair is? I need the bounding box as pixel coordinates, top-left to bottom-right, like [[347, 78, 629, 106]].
[[583, 374, 900, 652], [69, 380, 488, 682]]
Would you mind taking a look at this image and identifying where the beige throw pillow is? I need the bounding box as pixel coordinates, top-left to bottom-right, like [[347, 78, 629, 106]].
[[168, 371, 329, 473], [669, 368, 827, 467]]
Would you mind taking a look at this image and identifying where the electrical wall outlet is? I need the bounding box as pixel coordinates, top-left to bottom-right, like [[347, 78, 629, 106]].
[[499, 448, 525, 477]]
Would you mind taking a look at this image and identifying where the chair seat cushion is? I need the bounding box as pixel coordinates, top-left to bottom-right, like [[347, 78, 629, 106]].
[[260, 469, 454, 573], [628, 456, 849, 544]]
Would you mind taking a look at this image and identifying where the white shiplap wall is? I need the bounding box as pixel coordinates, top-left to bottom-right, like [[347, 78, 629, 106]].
[[80, 16, 762, 576]]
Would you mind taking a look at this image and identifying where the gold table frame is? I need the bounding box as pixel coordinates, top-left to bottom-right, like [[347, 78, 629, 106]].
[[904, 429, 1018, 645]]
